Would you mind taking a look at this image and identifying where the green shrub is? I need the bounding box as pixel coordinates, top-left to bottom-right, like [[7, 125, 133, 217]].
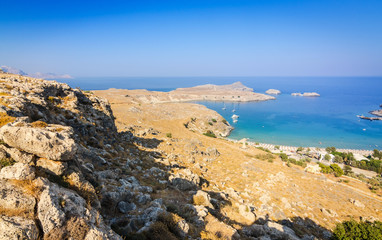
[[166, 133, 172, 138], [326, 146, 336, 153], [334, 155, 344, 163], [211, 118, 217, 123], [324, 154, 331, 161], [297, 147, 304, 152], [203, 131, 216, 138], [332, 219, 382, 240], [343, 165, 353, 175], [319, 163, 333, 174], [330, 163, 344, 177], [279, 153, 288, 162], [222, 119, 228, 125], [208, 122, 213, 126]]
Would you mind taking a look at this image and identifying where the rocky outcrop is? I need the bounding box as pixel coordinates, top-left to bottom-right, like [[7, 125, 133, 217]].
[[0, 216, 39, 240], [0, 123, 77, 161], [266, 89, 281, 95]]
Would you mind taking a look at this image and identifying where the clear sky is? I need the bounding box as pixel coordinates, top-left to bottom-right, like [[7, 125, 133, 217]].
[[1, 0, 381, 77]]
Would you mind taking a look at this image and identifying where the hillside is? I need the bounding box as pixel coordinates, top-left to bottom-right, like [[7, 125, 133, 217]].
[[0, 72, 381, 239]]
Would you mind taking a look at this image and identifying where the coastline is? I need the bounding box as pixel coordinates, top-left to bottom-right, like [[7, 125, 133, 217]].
[[226, 138, 374, 156]]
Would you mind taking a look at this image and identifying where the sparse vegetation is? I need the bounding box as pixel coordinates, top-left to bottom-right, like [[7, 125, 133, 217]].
[[0, 157, 15, 169], [0, 112, 16, 127], [31, 120, 48, 128], [203, 130, 216, 138], [255, 153, 275, 161]]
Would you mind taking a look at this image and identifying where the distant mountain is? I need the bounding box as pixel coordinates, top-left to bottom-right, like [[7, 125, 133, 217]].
[[0, 65, 28, 75], [0, 65, 72, 79]]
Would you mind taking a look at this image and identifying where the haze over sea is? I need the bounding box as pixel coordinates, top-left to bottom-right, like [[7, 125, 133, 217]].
[[62, 77, 382, 150]]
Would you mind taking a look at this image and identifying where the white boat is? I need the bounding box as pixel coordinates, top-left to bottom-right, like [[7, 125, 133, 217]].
[[231, 114, 239, 119], [222, 103, 226, 110], [233, 119, 238, 123]]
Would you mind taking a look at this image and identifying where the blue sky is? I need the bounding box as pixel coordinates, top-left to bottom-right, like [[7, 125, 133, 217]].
[[0, 0, 381, 77]]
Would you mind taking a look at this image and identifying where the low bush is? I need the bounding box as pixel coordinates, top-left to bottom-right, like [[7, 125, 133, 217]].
[[203, 131, 216, 138], [166, 133, 172, 138], [211, 118, 217, 123], [330, 163, 344, 177]]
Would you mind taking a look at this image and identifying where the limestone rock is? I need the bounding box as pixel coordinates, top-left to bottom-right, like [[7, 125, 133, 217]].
[[36, 158, 68, 175], [265, 89, 281, 95], [0, 162, 35, 180], [0, 124, 77, 161], [0, 145, 35, 164], [0, 180, 36, 215], [237, 204, 256, 223], [304, 164, 321, 174], [0, 216, 39, 240], [193, 190, 214, 208], [349, 198, 365, 208], [169, 168, 200, 191], [264, 221, 300, 240]]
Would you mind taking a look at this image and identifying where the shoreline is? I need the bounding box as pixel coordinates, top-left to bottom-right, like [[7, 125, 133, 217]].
[[226, 138, 375, 156]]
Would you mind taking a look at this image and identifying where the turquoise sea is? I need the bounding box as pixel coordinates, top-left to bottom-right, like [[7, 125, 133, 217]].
[[60, 77, 382, 150]]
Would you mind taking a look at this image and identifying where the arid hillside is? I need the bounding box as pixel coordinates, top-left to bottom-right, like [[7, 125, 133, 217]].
[[0, 72, 380, 240]]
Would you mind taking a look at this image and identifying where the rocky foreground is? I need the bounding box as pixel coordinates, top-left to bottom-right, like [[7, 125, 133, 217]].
[[0, 73, 381, 239]]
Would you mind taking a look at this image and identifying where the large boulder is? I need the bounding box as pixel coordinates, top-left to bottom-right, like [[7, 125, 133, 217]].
[[37, 183, 121, 239], [169, 169, 200, 191], [0, 216, 39, 240], [0, 123, 77, 161], [193, 190, 214, 208]]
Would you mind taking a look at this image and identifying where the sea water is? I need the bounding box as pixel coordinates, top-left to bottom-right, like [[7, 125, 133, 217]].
[[60, 77, 382, 150]]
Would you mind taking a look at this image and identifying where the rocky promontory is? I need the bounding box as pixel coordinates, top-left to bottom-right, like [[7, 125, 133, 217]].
[[106, 82, 275, 104]]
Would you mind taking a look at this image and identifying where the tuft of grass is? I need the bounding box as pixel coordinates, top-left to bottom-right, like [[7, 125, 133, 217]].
[[31, 120, 48, 128], [0, 157, 15, 169], [193, 195, 207, 205], [0, 112, 16, 127]]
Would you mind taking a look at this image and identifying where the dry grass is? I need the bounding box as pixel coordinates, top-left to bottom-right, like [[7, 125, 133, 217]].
[[31, 120, 48, 128], [0, 92, 10, 96], [9, 179, 42, 198], [0, 112, 15, 127], [0, 98, 12, 109], [193, 195, 208, 206], [0, 206, 34, 219]]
